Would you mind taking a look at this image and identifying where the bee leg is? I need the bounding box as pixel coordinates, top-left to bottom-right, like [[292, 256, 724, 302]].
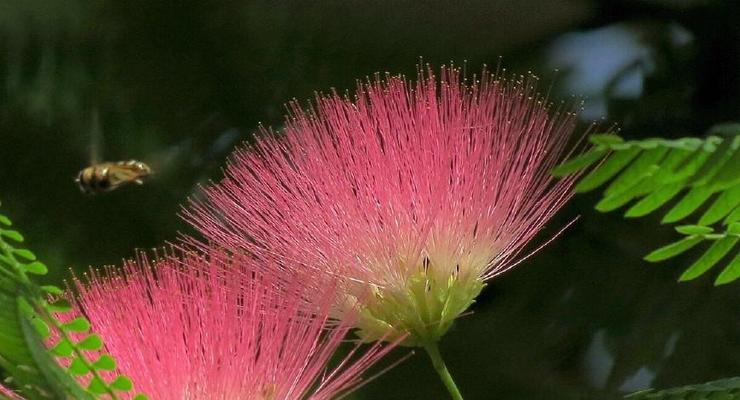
[[134, 179, 144, 185]]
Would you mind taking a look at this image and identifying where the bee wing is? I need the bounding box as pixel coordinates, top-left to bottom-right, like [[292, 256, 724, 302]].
[[106, 165, 142, 186], [143, 112, 239, 176], [90, 108, 102, 165]]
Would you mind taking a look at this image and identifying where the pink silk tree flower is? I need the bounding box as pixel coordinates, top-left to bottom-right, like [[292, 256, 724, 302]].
[[186, 66, 582, 349], [0, 384, 23, 400], [67, 251, 400, 400]]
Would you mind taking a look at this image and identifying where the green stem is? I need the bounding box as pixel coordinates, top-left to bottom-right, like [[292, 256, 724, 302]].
[[423, 341, 464, 400]]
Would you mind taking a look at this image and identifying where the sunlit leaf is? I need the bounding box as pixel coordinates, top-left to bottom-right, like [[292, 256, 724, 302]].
[[650, 148, 696, 184], [41, 285, 63, 296], [68, 357, 90, 376], [725, 206, 740, 224], [51, 340, 74, 358], [679, 237, 739, 281], [62, 317, 90, 333], [87, 377, 107, 395], [92, 355, 116, 371], [111, 376, 133, 392], [675, 225, 713, 235], [625, 183, 684, 217], [699, 184, 740, 225], [30, 318, 49, 339], [715, 252, 740, 285], [605, 147, 669, 197], [596, 178, 655, 212], [77, 335, 103, 351], [12, 249, 35, 262], [589, 134, 624, 146], [707, 139, 740, 190], [0, 231, 23, 243], [575, 147, 641, 192], [662, 185, 715, 223], [644, 236, 704, 262], [551, 150, 607, 177], [692, 135, 739, 186], [23, 262, 48, 275]]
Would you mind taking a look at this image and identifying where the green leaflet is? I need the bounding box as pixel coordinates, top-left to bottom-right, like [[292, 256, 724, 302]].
[[92, 355, 116, 371], [596, 177, 656, 212], [604, 147, 669, 197], [670, 146, 713, 182], [589, 133, 625, 146], [725, 206, 740, 224], [23, 262, 48, 276], [644, 236, 704, 262], [63, 317, 91, 333], [675, 225, 714, 235], [662, 185, 715, 224], [691, 135, 738, 187], [77, 335, 103, 351], [575, 147, 641, 192], [625, 183, 684, 218], [715, 252, 740, 285], [679, 237, 739, 281], [110, 376, 133, 392], [651, 148, 697, 184], [644, 225, 740, 282], [708, 141, 740, 191], [551, 149, 607, 177], [0, 231, 23, 243], [699, 184, 740, 225]]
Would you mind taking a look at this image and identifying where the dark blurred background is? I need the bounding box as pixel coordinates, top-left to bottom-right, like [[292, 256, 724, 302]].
[[1, 0, 739, 399]]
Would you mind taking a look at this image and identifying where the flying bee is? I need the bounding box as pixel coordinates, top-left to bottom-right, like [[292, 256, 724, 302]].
[[76, 109, 154, 195], [75, 108, 239, 195], [76, 160, 153, 194]]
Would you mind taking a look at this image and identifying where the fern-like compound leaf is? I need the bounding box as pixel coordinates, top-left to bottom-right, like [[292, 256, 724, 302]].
[[0, 204, 147, 399], [625, 376, 740, 399], [554, 124, 740, 284]]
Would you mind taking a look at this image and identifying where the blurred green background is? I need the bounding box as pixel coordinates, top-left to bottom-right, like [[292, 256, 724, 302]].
[[1, 0, 739, 399]]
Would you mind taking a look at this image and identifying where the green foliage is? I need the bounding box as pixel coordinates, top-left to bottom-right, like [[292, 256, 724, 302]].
[[0, 204, 147, 400], [553, 124, 740, 285], [626, 376, 740, 399]]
